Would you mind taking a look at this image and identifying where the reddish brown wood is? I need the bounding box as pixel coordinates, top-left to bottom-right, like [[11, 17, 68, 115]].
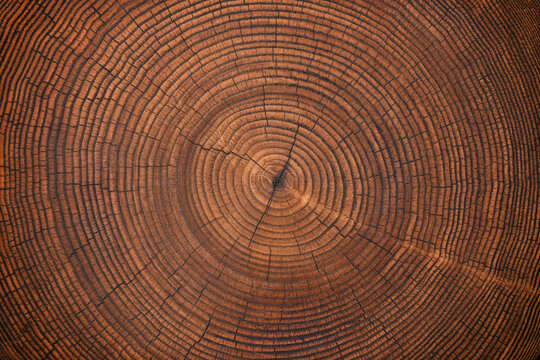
[[1, 0, 539, 359]]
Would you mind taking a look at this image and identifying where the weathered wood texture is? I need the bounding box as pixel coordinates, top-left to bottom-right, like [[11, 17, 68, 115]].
[[1, 0, 539, 359]]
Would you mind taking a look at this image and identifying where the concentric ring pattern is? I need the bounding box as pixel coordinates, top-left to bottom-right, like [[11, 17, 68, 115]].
[[1, 0, 539, 359]]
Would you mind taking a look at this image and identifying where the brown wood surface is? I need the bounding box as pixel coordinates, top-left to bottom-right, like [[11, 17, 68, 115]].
[[1, 0, 539, 359]]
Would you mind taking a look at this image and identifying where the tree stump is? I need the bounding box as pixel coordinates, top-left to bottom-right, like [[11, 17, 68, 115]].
[[1, 1, 539, 359]]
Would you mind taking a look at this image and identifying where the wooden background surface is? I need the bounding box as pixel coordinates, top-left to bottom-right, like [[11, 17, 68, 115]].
[[1, 0, 539, 359]]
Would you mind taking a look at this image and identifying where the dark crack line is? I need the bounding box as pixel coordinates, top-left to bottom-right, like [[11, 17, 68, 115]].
[[263, 83, 269, 139], [248, 189, 276, 247], [266, 247, 272, 281], [183, 311, 214, 360], [178, 132, 272, 173], [245, 153, 270, 174], [278, 124, 300, 180], [248, 125, 300, 246]]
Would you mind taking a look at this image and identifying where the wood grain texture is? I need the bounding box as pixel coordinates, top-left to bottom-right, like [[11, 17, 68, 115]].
[[1, 0, 539, 359]]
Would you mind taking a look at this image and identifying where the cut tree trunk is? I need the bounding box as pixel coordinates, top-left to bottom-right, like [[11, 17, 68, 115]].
[[1, 0, 539, 359]]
